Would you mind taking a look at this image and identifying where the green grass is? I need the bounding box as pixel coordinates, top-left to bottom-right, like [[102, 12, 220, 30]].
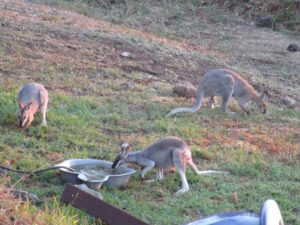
[[0, 79, 299, 224]]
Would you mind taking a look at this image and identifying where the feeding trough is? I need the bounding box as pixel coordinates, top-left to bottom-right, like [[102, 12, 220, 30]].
[[55, 159, 136, 189]]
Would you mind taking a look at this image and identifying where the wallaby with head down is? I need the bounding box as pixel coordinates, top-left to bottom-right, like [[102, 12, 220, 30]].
[[112, 136, 225, 195], [167, 69, 267, 117], [16, 83, 48, 128]]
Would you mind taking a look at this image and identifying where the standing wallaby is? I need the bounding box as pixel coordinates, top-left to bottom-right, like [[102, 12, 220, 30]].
[[166, 69, 267, 117], [112, 136, 225, 195], [16, 83, 48, 128]]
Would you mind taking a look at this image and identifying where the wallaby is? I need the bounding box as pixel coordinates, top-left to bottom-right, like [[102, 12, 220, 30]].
[[16, 83, 48, 128], [112, 136, 225, 195], [166, 69, 267, 117]]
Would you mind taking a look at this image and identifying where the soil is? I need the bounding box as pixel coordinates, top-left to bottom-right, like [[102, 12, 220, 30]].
[[0, 0, 299, 105]]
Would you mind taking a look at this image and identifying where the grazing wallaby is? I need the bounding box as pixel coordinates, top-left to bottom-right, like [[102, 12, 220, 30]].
[[16, 83, 48, 128], [166, 69, 267, 117], [112, 136, 225, 195]]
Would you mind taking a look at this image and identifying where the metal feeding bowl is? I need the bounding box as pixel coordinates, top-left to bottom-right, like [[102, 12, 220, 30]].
[[55, 159, 136, 189], [184, 199, 284, 225]]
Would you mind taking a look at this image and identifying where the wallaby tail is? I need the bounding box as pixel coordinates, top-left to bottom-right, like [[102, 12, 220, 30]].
[[187, 160, 201, 174], [187, 160, 228, 175], [166, 89, 204, 117], [196, 170, 229, 175]]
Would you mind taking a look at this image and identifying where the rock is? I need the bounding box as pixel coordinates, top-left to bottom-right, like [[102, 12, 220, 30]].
[[254, 16, 275, 29], [121, 81, 135, 90], [8, 188, 41, 204], [173, 81, 197, 99], [287, 44, 300, 52], [120, 51, 134, 59], [283, 96, 296, 108]]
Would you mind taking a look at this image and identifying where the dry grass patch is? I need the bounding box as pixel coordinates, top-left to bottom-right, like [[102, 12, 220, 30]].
[[234, 129, 298, 154], [0, 185, 43, 225], [192, 121, 299, 157]]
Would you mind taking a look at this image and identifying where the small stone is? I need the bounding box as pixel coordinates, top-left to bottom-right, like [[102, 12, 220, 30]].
[[283, 96, 296, 108], [9, 189, 41, 204], [120, 52, 132, 58], [255, 16, 275, 28], [122, 81, 135, 90], [287, 44, 300, 52], [173, 81, 197, 99]]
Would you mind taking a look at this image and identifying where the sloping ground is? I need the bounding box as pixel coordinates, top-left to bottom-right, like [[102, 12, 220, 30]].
[[1, 0, 299, 104], [0, 0, 222, 91]]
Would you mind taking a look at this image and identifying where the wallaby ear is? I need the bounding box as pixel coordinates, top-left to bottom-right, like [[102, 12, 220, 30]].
[[124, 145, 132, 154], [18, 101, 26, 109], [120, 142, 131, 155]]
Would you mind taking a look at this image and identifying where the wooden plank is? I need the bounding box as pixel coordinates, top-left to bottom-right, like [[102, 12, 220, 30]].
[[60, 184, 149, 225]]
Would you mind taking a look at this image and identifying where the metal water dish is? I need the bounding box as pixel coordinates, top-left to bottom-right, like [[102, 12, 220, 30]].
[[55, 159, 136, 188]]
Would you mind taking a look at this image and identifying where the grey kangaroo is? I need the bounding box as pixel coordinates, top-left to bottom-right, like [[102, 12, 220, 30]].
[[16, 83, 48, 128], [166, 69, 267, 117], [112, 136, 225, 195]]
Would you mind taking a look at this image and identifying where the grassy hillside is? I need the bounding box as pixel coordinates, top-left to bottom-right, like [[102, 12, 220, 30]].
[[0, 0, 299, 224]]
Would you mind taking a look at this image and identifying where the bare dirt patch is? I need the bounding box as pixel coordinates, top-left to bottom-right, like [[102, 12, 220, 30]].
[[0, 0, 225, 92], [1, 1, 299, 107], [0, 185, 41, 225]]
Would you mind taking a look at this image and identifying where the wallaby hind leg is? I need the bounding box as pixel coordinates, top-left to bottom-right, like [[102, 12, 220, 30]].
[[156, 168, 164, 180], [39, 90, 48, 126], [172, 149, 189, 195], [40, 104, 47, 126], [187, 160, 201, 175], [175, 170, 189, 195], [220, 88, 234, 113]]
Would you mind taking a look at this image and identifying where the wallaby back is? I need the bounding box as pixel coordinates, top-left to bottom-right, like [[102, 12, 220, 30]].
[[214, 69, 256, 98], [139, 136, 190, 169], [16, 83, 48, 128]]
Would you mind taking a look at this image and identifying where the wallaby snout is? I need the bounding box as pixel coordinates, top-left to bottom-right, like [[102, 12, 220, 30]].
[[112, 154, 123, 169], [112, 142, 131, 169], [17, 101, 34, 128]]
